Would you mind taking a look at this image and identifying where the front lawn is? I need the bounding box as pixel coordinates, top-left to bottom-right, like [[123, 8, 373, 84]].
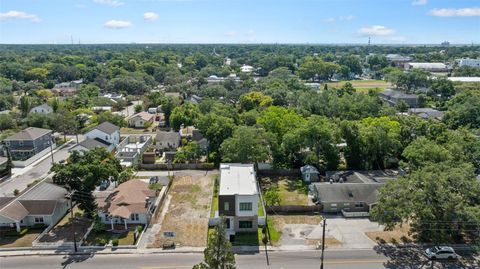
[[84, 230, 137, 246], [0, 228, 44, 248], [260, 176, 309, 206]]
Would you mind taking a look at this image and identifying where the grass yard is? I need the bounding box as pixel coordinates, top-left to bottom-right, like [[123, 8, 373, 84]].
[[260, 176, 310, 206], [366, 224, 413, 244], [0, 228, 44, 248], [324, 80, 391, 89], [231, 230, 262, 246], [266, 218, 281, 244], [84, 230, 137, 246], [210, 176, 219, 218]]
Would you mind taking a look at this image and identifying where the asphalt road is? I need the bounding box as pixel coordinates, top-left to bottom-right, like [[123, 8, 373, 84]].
[[0, 141, 76, 197], [0, 249, 477, 269]]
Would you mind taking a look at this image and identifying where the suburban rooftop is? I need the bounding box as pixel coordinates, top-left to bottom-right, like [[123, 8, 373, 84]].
[[219, 163, 258, 196]]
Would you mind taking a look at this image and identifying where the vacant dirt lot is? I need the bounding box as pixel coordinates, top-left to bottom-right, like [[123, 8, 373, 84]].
[[150, 170, 217, 248], [366, 223, 413, 244]]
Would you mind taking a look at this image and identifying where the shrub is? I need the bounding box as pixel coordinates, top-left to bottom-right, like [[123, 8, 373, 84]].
[[98, 238, 108, 246], [136, 225, 143, 233], [111, 239, 119, 246], [13, 189, 19, 196]]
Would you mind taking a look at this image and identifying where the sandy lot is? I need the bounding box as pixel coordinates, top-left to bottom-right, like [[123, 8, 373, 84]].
[[150, 170, 217, 248]]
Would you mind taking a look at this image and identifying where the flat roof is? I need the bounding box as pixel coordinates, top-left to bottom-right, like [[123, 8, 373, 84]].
[[219, 163, 258, 196]]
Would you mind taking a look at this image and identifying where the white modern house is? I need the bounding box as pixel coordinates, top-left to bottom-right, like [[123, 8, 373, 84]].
[[217, 163, 259, 237], [458, 58, 480, 68], [30, 104, 53, 114]]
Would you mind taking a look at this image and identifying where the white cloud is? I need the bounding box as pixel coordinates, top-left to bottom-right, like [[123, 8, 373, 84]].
[[225, 31, 237, 37], [0, 10, 41, 22], [93, 0, 124, 7], [144, 12, 159, 21], [104, 20, 132, 29], [412, 0, 427, 6], [429, 7, 480, 17], [358, 25, 395, 36]]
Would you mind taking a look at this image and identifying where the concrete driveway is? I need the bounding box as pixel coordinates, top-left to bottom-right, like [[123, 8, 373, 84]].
[[316, 217, 384, 249]]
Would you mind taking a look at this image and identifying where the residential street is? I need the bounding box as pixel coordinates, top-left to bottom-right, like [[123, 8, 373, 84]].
[[0, 249, 477, 269], [0, 140, 76, 197]]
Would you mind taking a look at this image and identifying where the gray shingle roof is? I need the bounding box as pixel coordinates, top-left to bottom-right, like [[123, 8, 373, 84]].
[[156, 131, 181, 146], [20, 182, 68, 201], [78, 138, 111, 150], [93, 122, 119, 135], [4, 127, 52, 141], [314, 183, 383, 205]]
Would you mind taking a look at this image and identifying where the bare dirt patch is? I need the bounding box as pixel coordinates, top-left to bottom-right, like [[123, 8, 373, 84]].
[[366, 223, 413, 244], [150, 170, 217, 248]]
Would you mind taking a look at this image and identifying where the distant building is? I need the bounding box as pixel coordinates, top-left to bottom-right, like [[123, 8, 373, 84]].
[[386, 54, 412, 68], [458, 59, 480, 68], [447, 77, 480, 83], [91, 106, 113, 113], [218, 163, 259, 237], [224, 57, 232, 66], [128, 112, 154, 128], [404, 62, 448, 72], [240, 64, 254, 73], [3, 127, 55, 166], [30, 103, 53, 114], [300, 165, 320, 183], [52, 79, 83, 96], [408, 108, 444, 121], [379, 89, 419, 108]]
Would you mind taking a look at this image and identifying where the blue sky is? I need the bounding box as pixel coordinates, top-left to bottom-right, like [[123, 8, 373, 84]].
[[0, 0, 479, 44]]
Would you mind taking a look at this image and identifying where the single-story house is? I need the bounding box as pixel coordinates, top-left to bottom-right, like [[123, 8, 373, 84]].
[[408, 108, 444, 121], [30, 104, 53, 114], [96, 180, 157, 230], [156, 131, 181, 151], [300, 165, 320, 183], [0, 182, 69, 232], [379, 89, 419, 108], [128, 112, 154, 128]]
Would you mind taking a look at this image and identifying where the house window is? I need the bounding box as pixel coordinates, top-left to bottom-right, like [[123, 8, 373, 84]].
[[105, 135, 109, 140], [343, 203, 350, 207], [130, 213, 139, 221], [225, 218, 230, 229], [239, 221, 253, 229], [34, 217, 44, 223], [5, 141, 10, 146], [19, 141, 24, 146], [239, 202, 252, 211], [224, 202, 229, 211], [355, 203, 363, 208]]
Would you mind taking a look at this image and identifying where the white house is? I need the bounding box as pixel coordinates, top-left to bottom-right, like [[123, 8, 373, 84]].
[[240, 64, 254, 73], [128, 112, 154, 128], [30, 104, 53, 114], [218, 163, 259, 236], [404, 62, 448, 72], [458, 58, 480, 68], [72, 122, 120, 153]]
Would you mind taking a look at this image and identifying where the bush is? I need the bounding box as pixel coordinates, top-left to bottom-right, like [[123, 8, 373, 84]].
[[13, 189, 19, 196], [111, 239, 119, 246], [136, 225, 143, 233], [98, 238, 108, 246]]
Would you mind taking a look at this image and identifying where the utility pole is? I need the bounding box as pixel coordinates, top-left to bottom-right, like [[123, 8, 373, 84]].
[[68, 191, 78, 252], [49, 134, 55, 165], [320, 218, 326, 269]]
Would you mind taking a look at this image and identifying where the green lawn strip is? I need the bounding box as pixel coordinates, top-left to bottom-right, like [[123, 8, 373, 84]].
[[277, 178, 309, 206], [0, 228, 44, 248], [232, 231, 259, 246], [266, 218, 281, 243], [210, 177, 219, 218], [258, 200, 264, 217]]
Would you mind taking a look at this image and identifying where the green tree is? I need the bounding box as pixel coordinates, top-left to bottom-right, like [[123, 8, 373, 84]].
[[169, 103, 200, 131], [239, 91, 273, 112], [51, 148, 123, 216], [19, 95, 31, 117], [197, 113, 235, 164], [174, 141, 205, 163], [220, 126, 271, 164], [193, 217, 236, 269], [134, 104, 143, 114], [372, 162, 480, 243], [96, 111, 126, 127], [263, 185, 281, 206], [444, 90, 480, 129]]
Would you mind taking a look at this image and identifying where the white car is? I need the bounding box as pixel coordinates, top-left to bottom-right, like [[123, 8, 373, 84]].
[[425, 246, 457, 260]]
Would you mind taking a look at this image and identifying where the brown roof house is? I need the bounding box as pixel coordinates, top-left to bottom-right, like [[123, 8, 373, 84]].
[[128, 112, 154, 128], [0, 182, 69, 232], [96, 180, 156, 230]]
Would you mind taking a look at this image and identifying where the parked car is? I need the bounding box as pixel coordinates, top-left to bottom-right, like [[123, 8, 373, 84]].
[[425, 246, 457, 260]]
